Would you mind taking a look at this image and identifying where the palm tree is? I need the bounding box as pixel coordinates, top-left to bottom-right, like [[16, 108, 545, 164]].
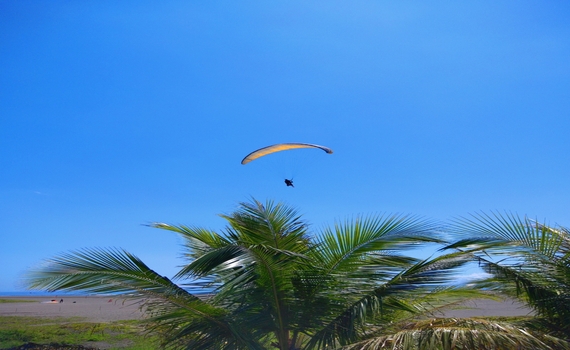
[[446, 212, 570, 342], [25, 199, 567, 349]]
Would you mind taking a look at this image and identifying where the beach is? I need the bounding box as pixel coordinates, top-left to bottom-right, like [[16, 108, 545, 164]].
[[436, 298, 534, 318], [1, 295, 533, 323], [0, 296, 147, 323]]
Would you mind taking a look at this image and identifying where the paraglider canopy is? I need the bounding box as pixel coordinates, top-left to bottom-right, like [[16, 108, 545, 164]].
[[241, 143, 333, 165]]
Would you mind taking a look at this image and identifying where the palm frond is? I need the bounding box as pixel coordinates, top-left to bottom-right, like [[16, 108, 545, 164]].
[[174, 245, 248, 279], [316, 214, 440, 274], [26, 247, 185, 295], [222, 199, 308, 248], [306, 252, 476, 349], [448, 212, 570, 336], [145, 301, 267, 350], [339, 318, 569, 350], [150, 223, 230, 257], [450, 212, 564, 258]]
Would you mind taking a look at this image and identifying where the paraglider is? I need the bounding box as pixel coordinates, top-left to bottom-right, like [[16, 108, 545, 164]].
[[241, 143, 333, 187], [241, 143, 333, 165]]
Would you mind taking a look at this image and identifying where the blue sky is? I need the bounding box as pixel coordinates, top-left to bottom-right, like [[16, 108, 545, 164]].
[[1, 1, 569, 292]]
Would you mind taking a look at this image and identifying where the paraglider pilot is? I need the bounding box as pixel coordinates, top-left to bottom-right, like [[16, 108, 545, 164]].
[[284, 179, 294, 187]]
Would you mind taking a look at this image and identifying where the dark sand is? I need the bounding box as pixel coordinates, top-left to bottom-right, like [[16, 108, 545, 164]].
[[0, 296, 146, 322], [436, 298, 534, 318], [1, 295, 534, 323]]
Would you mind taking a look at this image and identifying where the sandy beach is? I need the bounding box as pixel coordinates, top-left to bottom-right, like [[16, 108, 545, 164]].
[[1, 295, 534, 323], [436, 298, 534, 318], [0, 296, 147, 323]]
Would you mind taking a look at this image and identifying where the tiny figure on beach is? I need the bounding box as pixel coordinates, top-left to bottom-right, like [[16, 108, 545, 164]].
[[284, 179, 294, 187], [59, 299, 63, 303]]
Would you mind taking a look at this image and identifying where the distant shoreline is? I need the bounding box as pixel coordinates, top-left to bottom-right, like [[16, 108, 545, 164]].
[[1, 294, 535, 320], [0, 295, 147, 322]]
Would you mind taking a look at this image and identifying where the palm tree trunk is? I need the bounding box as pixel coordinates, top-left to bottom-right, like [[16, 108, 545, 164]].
[[290, 330, 299, 350]]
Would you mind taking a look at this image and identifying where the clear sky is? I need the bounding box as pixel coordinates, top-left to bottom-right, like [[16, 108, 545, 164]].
[[1, 1, 569, 292]]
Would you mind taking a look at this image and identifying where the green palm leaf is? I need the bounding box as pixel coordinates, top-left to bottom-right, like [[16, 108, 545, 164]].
[[448, 212, 570, 338], [340, 318, 569, 350]]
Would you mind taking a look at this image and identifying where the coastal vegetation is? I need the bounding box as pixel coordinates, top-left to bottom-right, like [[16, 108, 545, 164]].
[[0, 316, 159, 349], [0, 315, 541, 349], [21, 199, 570, 349]]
